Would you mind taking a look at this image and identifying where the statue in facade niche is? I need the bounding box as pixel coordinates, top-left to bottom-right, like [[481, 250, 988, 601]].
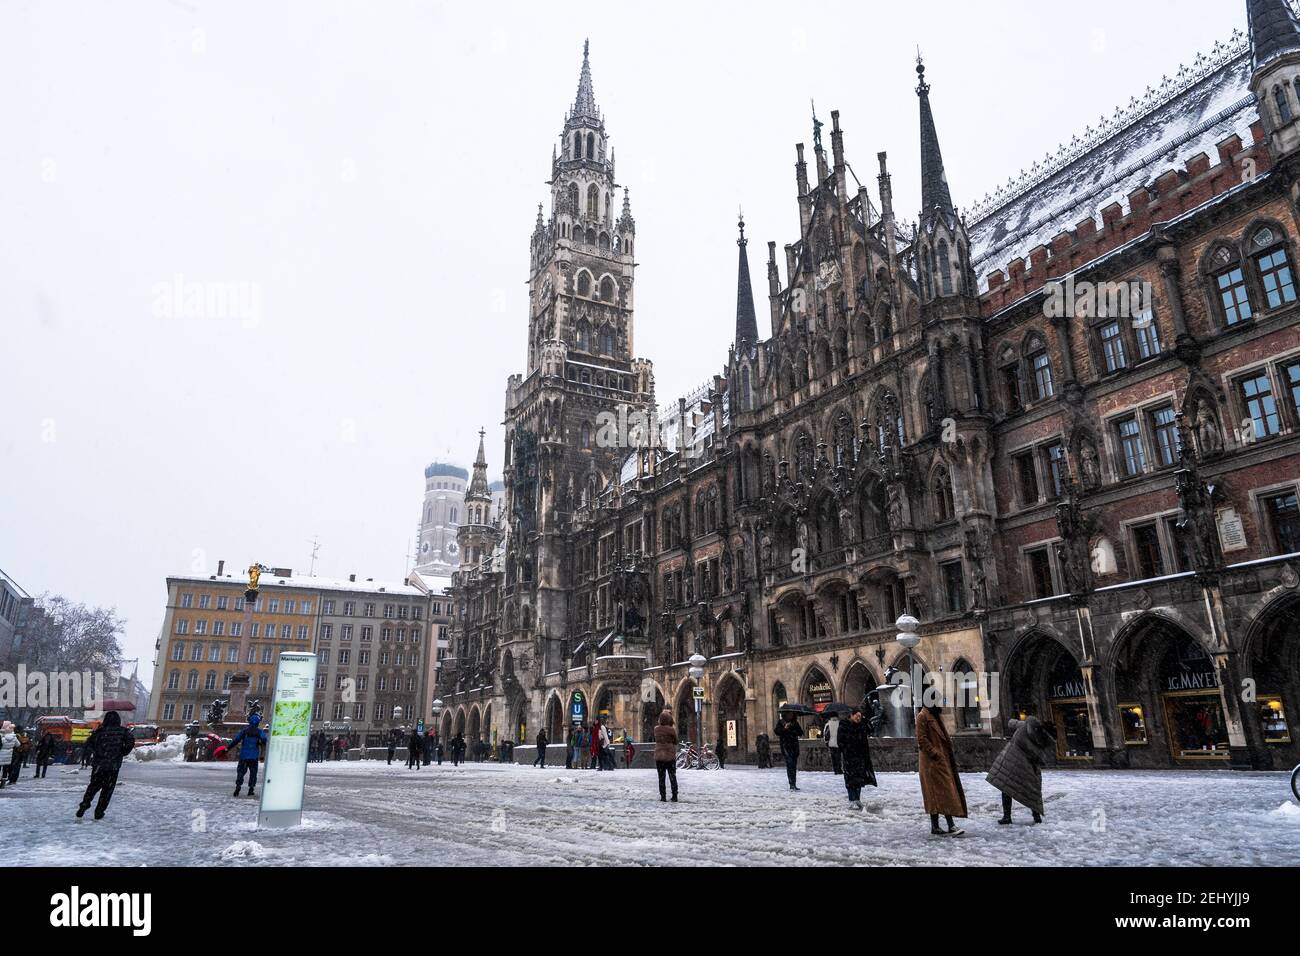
[[1195, 403, 1224, 458], [886, 483, 904, 531], [1078, 441, 1101, 490]]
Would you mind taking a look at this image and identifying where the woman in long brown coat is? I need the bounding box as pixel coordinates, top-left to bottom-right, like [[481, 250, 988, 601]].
[[916, 705, 966, 836], [652, 710, 679, 802]]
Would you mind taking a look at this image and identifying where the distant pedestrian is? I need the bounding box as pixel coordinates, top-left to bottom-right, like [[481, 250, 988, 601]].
[[652, 710, 678, 803], [623, 734, 636, 769], [589, 720, 602, 770], [387, 733, 397, 765], [837, 707, 877, 810], [534, 729, 549, 767], [916, 705, 966, 836], [229, 713, 268, 798], [823, 714, 842, 775], [714, 736, 727, 769], [0, 723, 17, 790], [774, 713, 803, 791], [75, 711, 135, 819], [987, 716, 1056, 825], [407, 729, 423, 769], [755, 732, 772, 769], [34, 732, 55, 779], [565, 726, 575, 769]]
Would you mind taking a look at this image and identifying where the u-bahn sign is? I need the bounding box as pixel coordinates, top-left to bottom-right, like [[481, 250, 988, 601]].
[[570, 691, 587, 726]]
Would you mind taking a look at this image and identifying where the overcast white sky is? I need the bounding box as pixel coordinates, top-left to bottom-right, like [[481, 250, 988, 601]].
[[0, 0, 1247, 682]]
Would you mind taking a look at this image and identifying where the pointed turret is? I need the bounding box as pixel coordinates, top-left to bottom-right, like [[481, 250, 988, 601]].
[[735, 211, 759, 347], [1248, 0, 1300, 161], [1249, 0, 1300, 70], [916, 53, 956, 229], [468, 427, 491, 501]]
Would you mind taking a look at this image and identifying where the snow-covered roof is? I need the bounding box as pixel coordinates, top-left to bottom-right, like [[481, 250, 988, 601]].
[[169, 572, 426, 597], [968, 31, 1257, 291]]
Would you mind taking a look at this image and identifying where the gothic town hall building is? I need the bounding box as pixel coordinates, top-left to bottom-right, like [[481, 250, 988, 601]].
[[440, 2, 1300, 772]]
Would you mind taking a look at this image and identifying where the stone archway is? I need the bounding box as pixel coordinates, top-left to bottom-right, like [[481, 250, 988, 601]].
[[545, 693, 563, 741], [1000, 629, 1085, 761], [714, 673, 747, 757], [440, 710, 453, 741], [1242, 594, 1300, 768], [453, 708, 466, 736], [675, 680, 699, 748], [841, 660, 878, 710], [1111, 615, 1224, 768], [468, 706, 481, 745], [640, 683, 666, 743]]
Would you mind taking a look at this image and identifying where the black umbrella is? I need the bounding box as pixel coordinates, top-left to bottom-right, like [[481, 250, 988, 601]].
[[820, 702, 854, 717], [778, 703, 817, 716]]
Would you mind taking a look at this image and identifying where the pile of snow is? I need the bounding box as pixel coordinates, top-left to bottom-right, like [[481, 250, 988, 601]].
[[1270, 801, 1300, 821], [129, 734, 187, 763], [219, 841, 270, 861]]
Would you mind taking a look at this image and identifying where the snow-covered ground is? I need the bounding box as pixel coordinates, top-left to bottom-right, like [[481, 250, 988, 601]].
[[3, 758, 1297, 866]]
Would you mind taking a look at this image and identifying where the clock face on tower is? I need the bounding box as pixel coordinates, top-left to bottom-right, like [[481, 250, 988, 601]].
[[447, 541, 459, 557]]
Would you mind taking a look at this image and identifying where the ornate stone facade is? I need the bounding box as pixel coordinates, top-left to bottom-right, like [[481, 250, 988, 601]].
[[441, 8, 1300, 771]]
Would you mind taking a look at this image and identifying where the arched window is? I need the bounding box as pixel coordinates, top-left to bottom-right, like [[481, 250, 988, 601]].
[[204, 671, 217, 691], [921, 246, 933, 299], [932, 467, 954, 523], [576, 271, 591, 296], [580, 423, 591, 448], [739, 366, 752, 411], [937, 239, 953, 295], [1276, 85, 1293, 124], [587, 183, 599, 218], [187, 670, 198, 690], [953, 659, 982, 730], [567, 182, 579, 216], [575, 320, 590, 351], [1023, 335, 1053, 401], [1248, 225, 1297, 310], [1206, 243, 1253, 326], [599, 276, 615, 300], [586, 133, 594, 159], [573, 132, 581, 159], [599, 324, 614, 355]]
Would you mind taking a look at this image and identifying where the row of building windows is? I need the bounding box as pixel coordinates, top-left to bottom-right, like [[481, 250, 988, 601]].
[[315, 673, 417, 692], [314, 700, 414, 723], [174, 619, 310, 640], [318, 624, 421, 643], [165, 670, 271, 693], [318, 648, 418, 667], [171, 641, 295, 663], [180, 593, 315, 614]]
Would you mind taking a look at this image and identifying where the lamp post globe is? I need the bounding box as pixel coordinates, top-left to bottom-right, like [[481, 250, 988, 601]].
[[895, 614, 922, 649], [688, 653, 706, 681]]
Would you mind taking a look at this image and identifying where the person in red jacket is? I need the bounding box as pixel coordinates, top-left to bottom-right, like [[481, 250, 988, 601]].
[[589, 719, 602, 770]]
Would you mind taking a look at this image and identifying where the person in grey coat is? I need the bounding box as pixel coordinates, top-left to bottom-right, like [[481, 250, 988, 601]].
[[986, 716, 1057, 824]]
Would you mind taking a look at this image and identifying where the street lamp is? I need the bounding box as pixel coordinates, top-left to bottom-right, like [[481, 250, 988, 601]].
[[895, 614, 922, 735], [688, 653, 706, 770]]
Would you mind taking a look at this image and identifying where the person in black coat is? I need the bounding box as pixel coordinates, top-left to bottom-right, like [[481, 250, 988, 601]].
[[387, 731, 397, 765], [34, 733, 55, 779], [714, 736, 727, 769], [774, 715, 803, 791], [407, 729, 423, 769], [534, 729, 548, 767], [76, 711, 135, 820], [837, 707, 878, 810], [755, 732, 772, 769]]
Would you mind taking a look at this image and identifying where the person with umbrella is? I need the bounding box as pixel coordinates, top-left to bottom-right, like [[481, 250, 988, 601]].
[[775, 705, 811, 791], [837, 706, 877, 810]]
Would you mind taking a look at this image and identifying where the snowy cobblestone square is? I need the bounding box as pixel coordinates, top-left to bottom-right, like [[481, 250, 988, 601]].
[[5, 758, 1297, 867]]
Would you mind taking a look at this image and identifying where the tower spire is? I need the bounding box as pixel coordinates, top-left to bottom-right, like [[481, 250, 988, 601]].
[[916, 52, 956, 227], [468, 427, 490, 499], [571, 38, 599, 122], [735, 210, 758, 347]]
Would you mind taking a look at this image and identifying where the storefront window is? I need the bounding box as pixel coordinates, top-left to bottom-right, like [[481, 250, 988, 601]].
[[1159, 637, 1229, 760], [1051, 701, 1094, 759], [1119, 704, 1147, 745], [1258, 696, 1291, 744]]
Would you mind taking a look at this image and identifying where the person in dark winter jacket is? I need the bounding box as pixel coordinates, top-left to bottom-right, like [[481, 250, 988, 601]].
[[230, 713, 268, 797], [34, 732, 55, 778], [407, 729, 423, 769], [987, 716, 1057, 824], [774, 714, 803, 790], [652, 710, 678, 802], [755, 732, 772, 769], [387, 732, 397, 765], [75, 711, 135, 819], [534, 730, 548, 767], [452, 733, 465, 766], [714, 736, 727, 769], [837, 708, 877, 809], [916, 705, 966, 836]]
